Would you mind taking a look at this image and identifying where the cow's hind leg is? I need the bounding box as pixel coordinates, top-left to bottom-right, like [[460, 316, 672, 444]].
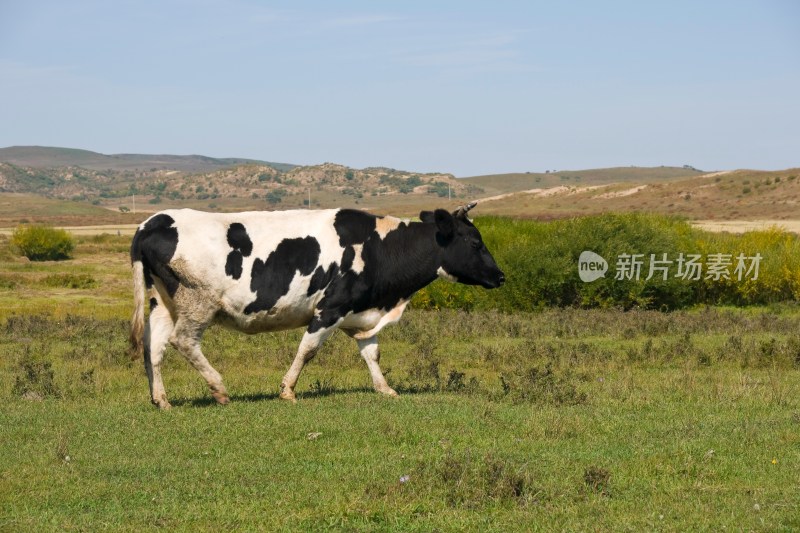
[[280, 325, 337, 403], [356, 336, 398, 397], [145, 299, 174, 409], [170, 316, 229, 405]]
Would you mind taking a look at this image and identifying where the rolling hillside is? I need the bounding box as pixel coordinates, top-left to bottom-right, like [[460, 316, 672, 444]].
[[0, 147, 480, 224], [461, 166, 705, 196], [1, 146, 797, 225], [474, 168, 800, 220], [0, 146, 295, 172]]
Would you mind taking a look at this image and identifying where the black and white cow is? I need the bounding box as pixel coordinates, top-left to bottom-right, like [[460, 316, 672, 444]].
[[129, 203, 504, 408]]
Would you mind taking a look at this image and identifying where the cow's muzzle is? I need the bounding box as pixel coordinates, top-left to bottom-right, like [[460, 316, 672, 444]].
[[483, 270, 505, 289]]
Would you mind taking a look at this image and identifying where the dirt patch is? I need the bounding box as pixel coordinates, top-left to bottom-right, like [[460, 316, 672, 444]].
[[479, 185, 608, 203], [594, 185, 648, 199], [692, 220, 800, 234], [700, 170, 735, 178]]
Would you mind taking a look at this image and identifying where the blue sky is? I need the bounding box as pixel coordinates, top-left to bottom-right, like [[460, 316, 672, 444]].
[[1, 1, 798, 176]]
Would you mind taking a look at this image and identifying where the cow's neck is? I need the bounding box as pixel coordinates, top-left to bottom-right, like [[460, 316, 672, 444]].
[[372, 221, 442, 300]]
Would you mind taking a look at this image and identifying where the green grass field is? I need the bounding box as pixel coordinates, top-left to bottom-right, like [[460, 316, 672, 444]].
[[1, 233, 799, 531]]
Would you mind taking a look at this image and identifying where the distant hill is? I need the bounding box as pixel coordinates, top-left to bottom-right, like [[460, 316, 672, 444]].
[[461, 166, 705, 195], [0, 149, 476, 219], [0, 146, 296, 173], [2, 146, 797, 225], [472, 168, 800, 220]]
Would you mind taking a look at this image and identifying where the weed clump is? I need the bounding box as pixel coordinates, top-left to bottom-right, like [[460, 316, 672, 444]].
[[41, 273, 97, 289], [400, 338, 482, 394], [583, 465, 611, 495], [10, 224, 74, 261], [500, 363, 588, 406], [434, 450, 537, 508], [12, 351, 60, 400]]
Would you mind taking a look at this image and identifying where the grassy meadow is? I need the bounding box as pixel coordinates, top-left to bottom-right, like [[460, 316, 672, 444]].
[[1, 226, 800, 531]]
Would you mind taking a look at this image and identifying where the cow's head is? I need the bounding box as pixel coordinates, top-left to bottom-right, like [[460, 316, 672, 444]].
[[420, 202, 505, 289]]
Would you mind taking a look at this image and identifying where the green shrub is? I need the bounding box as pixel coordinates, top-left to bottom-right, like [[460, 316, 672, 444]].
[[413, 213, 800, 311], [10, 225, 75, 261]]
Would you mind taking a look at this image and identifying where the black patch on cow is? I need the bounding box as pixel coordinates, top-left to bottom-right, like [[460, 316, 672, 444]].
[[333, 209, 377, 247], [244, 236, 321, 314], [225, 253, 244, 280], [130, 213, 180, 296], [149, 297, 158, 311], [227, 223, 253, 255], [307, 262, 339, 296], [307, 221, 444, 333], [340, 246, 355, 272], [224, 222, 253, 280]]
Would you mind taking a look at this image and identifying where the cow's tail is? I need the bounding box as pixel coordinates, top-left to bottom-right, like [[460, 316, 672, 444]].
[[129, 260, 146, 360]]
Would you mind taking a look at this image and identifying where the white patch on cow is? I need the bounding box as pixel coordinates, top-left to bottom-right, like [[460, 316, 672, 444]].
[[437, 266, 458, 283], [162, 208, 342, 331], [351, 243, 365, 273], [341, 299, 409, 339]]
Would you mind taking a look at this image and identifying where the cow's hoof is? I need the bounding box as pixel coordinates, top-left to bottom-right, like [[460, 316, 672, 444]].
[[279, 388, 297, 403], [152, 398, 172, 410], [378, 387, 399, 397], [212, 391, 230, 405]]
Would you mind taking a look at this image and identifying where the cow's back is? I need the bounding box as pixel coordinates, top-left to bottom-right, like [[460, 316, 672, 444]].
[[136, 208, 346, 331]]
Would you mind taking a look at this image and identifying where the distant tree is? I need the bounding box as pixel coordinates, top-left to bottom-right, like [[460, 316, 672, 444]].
[[428, 182, 450, 197]]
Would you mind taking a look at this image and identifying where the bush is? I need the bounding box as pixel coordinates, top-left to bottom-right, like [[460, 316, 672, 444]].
[[10, 225, 75, 261], [413, 213, 800, 311]]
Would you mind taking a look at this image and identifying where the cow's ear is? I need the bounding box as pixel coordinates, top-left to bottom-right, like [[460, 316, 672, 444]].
[[419, 211, 435, 223], [433, 209, 455, 240]]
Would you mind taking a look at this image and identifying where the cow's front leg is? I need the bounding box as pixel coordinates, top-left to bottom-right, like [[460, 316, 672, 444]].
[[280, 325, 336, 402], [356, 336, 398, 397]]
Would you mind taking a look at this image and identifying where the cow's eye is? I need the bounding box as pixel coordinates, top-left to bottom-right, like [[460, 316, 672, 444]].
[[471, 240, 482, 249]]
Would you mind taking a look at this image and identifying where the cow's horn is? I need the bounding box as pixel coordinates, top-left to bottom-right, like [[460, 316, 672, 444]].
[[453, 201, 477, 218]]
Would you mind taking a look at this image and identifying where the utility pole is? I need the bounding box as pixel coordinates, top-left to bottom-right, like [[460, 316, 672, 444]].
[[308, 188, 311, 209], [132, 194, 136, 215], [448, 184, 451, 202]]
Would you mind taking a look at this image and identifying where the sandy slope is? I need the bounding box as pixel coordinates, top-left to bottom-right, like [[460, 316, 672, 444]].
[[691, 220, 800, 234]]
